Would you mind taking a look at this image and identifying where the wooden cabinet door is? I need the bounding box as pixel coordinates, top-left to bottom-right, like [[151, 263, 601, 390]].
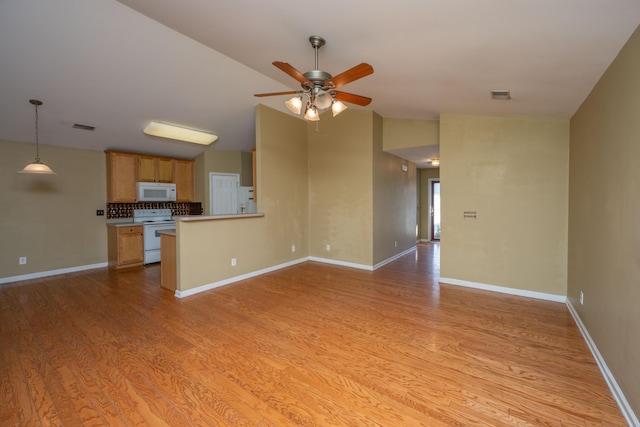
[[156, 157, 173, 182], [118, 226, 144, 266], [139, 155, 173, 182], [138, 155, 156, 182], [173, 159, 194, 202], [106, 151, 138, 202]]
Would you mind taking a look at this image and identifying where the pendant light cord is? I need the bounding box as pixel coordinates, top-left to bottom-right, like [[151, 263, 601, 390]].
[[34, 102, 40, 162]]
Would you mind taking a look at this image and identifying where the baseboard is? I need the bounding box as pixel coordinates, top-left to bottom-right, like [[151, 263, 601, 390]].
[[178, 248, 430, 298], [438, 277, 567, 303], [307, 256, 373, 271], [566, 301, 639, 427], [175, 257, 309, 298], [0, 262, 109, 285], [373, 246, 417, 270]]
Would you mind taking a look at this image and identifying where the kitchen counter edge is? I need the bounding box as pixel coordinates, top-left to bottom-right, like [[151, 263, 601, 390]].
[[174, 213, 264, 222]]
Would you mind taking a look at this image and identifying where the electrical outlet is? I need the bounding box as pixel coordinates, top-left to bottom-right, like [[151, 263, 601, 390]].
[[291, 245, 296, 253], [326, 244, 331, 251], [231, 258, 237, 267], [19, 257, 27, 265], [96, 209, 105, 216], [580, 291, 584, 305]]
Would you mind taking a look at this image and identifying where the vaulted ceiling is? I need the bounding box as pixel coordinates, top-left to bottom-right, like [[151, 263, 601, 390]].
[[1, 0, 639, 167]]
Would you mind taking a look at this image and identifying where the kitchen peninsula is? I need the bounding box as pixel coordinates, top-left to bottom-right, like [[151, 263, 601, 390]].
[[164, 213, 264, 297]]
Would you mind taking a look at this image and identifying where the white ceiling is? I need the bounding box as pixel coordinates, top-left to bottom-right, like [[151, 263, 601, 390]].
[[2, 0, 639, 168]]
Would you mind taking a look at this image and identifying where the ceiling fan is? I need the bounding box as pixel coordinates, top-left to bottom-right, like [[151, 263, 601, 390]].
[[254, 35, 374, 121]]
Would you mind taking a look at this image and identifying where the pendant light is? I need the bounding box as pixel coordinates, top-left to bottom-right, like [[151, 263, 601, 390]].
[[19, 99, 55, 174]]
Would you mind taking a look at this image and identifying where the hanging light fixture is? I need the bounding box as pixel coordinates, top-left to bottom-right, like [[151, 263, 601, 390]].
[[19, 99, 55, 174]]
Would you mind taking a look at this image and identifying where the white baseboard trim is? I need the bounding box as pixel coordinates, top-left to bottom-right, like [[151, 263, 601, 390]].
[[0, 262, 109, 285], [566, 300, 639, 427], [438, 277, 567, 303], [175, 257, 309, 298], [307, 256, 373, 271], [177, 248, 427, 298], [373, 246, 417, 270]]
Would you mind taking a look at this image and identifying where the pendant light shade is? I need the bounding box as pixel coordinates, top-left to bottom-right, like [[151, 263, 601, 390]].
[[19, 99, 55, 174]]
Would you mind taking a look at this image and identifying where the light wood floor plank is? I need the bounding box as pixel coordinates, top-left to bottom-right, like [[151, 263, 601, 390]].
[[0, 243, 627, 426]]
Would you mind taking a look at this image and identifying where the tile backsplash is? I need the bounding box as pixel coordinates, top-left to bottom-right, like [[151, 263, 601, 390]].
[[106, 202, 202, 219]]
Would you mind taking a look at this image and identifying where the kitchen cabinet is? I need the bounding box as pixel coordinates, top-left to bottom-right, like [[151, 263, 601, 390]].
[[106, 151, 138, 202], [139, 155, 173, 183], [105, 150, 195, 203], [107, 225, 144, 269], [173, 158, 195, 202]]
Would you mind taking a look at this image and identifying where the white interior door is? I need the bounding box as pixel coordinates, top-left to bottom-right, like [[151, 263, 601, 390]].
[[210, 173, 239, 215]]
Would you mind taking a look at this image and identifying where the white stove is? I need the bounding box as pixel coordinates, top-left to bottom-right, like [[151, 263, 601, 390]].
[[133, 209, 176, 264]]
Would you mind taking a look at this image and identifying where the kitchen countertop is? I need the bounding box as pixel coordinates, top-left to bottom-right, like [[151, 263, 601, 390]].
[[173, 213, 264, 222]]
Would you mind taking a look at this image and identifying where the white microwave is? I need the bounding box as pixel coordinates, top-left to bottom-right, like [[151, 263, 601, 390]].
[[137, 182, 177, 202]]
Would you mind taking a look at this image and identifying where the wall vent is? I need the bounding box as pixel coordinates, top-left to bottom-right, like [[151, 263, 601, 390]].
[[72, 123, 96, 131], [491, 90, 511, 100]]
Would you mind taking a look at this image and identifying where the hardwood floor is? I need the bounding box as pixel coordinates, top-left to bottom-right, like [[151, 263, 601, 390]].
[[0, 243, 627, 426]]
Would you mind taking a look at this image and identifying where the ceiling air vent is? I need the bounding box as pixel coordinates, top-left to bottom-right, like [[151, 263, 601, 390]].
[[491, 90, 511, 100], [72, 123, 95, 131]]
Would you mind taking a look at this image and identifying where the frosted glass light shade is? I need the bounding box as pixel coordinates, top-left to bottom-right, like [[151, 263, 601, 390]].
[[304, 105, 319, 121], [331, 100, 347, 117], [19, 160, 56, 174], [285, 96, 303, 115], [143, 121, 218, 145]]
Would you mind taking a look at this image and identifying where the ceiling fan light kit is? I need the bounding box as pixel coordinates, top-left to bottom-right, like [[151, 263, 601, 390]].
[[255, 36, 373, 121]]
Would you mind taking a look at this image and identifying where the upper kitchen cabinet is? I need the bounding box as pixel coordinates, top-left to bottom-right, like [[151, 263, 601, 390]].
[[139, 155, 173, 183], [173, 158, 194, 202], [106, 150, 138, 202]]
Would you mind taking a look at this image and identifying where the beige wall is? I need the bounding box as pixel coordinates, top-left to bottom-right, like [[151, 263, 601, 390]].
[[308, 110, 375, 265], [569, 25, 640, 416], [373, 113, 418, 264], [440, 114, 569, 296], [419, 168, 440, 241], [382, 118, 439, 150], [0, 140, 107, 279], [177, 105, 308, 290]]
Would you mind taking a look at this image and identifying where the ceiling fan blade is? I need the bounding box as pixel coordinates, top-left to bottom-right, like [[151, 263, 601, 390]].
[[273, 61, 313, 86], [254, 91, 299, 97], [333, 91, 372, 106], [326, 63, 374, 89]]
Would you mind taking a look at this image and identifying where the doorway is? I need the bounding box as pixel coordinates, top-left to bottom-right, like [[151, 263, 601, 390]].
[[429, 179, 441, 241], [209, 173, 239, 215]]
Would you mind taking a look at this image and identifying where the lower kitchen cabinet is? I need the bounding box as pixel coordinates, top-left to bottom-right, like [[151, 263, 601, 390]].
[[108, 225, 144, 269]]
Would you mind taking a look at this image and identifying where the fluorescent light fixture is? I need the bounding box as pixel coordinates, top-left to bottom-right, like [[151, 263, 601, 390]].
[[331, 100, 347, 117], [143, 121, 218, 145], [285, 96, 303, 115]]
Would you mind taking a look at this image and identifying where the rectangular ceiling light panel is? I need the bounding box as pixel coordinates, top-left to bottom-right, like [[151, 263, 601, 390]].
[[143, 121, 218, 145]]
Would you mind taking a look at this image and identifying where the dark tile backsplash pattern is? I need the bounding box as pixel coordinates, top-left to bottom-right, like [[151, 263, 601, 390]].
[[106, 202, 202, 219]]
